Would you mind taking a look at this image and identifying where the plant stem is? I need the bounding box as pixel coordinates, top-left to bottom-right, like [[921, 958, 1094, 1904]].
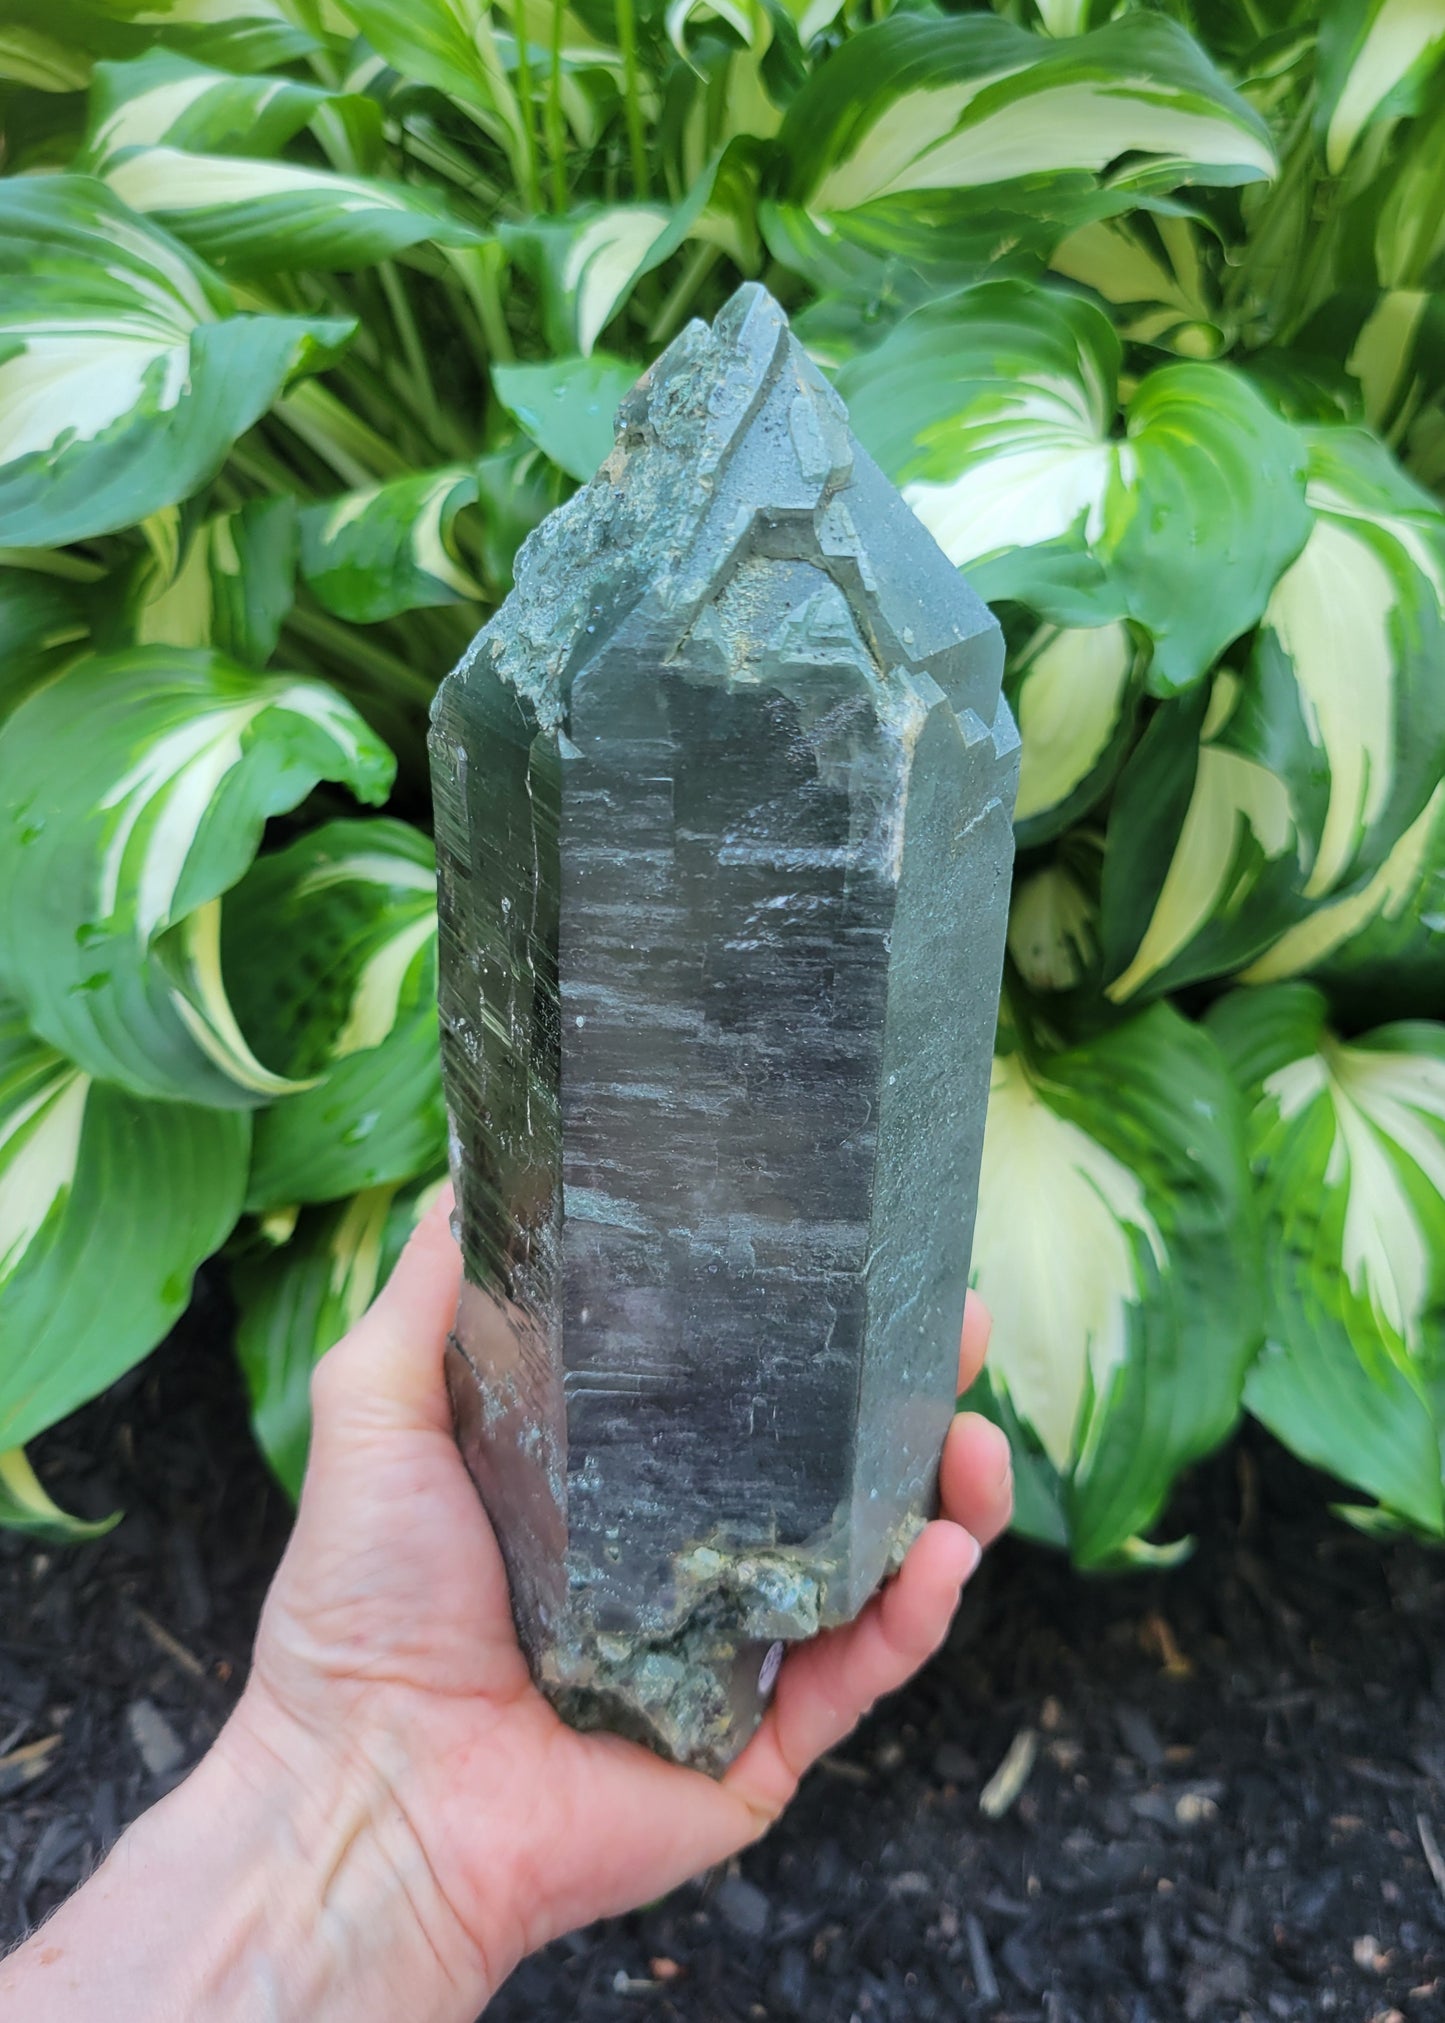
[[284, 603, 440, 708], [378, 261, 463, 457], [511, 3, 544, 212], [546, 0, 568, 210], [615, 0, 650, 199], [649, 240, 721, 344], [273, 380, 411, 486], [447, 244, 515, 364]]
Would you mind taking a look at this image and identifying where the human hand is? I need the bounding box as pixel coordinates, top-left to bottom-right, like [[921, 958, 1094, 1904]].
[[222, 1190, 1013, 2018], [1, 1192, 1011, 2023]]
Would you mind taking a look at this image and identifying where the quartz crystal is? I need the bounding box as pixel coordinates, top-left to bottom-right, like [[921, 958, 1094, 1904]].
[[430, 284, 1018, 1774]]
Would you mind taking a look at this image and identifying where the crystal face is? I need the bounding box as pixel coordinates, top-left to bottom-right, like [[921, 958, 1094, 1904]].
[[430, 284, 1019, 1773]]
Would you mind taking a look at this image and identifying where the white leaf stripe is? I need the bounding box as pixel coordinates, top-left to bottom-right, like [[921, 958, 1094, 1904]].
[[333, 911, 437, 1057], [0, 1057, 89, 1288], [561, 208, 671, 355], [1243, 782, 1444, 981], [817, 79, 1275, 211], [1266, 1038, 1445, 1355], [106, 148, 442, 219], [0, 330, 193, 466], [972, 1053, 1165, 1474], [1012, 620, 1133, 823], [169, 899, 311, 1096], [1325, 0, 1445, 173]]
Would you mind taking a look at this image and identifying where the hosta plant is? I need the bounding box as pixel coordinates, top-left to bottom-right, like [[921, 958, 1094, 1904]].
[[0, 0, 1441, 1559]]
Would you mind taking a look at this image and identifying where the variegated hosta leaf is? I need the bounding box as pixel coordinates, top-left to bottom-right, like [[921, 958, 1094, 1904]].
[[836, 282, 1123, 621], [504, 207, 674, 357], [83, 49, 329, 165], [970, 1007, 1261, 1566], [0, 648, 394, 1106], [1209, 983, 1445, 1534], [839, 279, 1309, 690], [1007, 857, 1101, 996], [493, 354, 640, 482], [134, 495, 297, 666], [0, 1447, 118, 1543], [1007, 618, 1141, 844], [0, 563, 93, 724], [0, 1000, 248, 1458], [1048, 208, 1226, 358], [503, 143, 764, 361], [300, 468, 482, 623], [1104, 426, 1445, 1002], [0, 24, 90, 89], [233, 1175, 445, 1496], [331, 0, 528, 168], [221, 820, 446, 1209], [771, 12, 1274, 286], [103, 147, 484, 275], [1243, 780, 1445, 1015], [0, 175, 353, 548], [120, 0, 319, 69], [1316, 0, 1445, 175], [3, 0, 320, 72]]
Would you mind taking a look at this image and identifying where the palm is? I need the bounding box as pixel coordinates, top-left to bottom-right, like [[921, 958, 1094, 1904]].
[[245, 1197, 1012, 1983]]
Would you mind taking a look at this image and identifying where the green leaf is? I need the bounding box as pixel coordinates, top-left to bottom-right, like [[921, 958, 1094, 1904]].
[[492, 353, 637, 481], [1007, 857, 1101, 996], [0, 562, 93, 724], [1209, 983, 1445, 1534], [83, 49, 329, 164], [0, 25, 91, 90], [1105, 426, 1445, 1001], [1049, 207, 1226, 358], [221, 820, 446, 1209], [103, 148, 484, 274], [0, 1001, 248, 1455], [1317, 0, 1445, 175], [2, 0, 321, 72], [838, 280, 1309, 683], [1007, 618, 1141, 844], [1102, 362, 1310, 695], [334, 0, 506, 114], [233, 1175, 444, 1497], [332, 0, 527, 170], [0, 1447, 117, 1543], [972, 1007, 1261, 1566], [300, 467, 483, 622], [0, 175, 354, 548], [501, 165, 751, 358], [0, 647, 394, 1106], [775, 12, 1275, 282], [503, 206, 673, 356], [1242, 779, 1445, 1014], [836, 281, 1123, 624], [135, 495, 297, 666]]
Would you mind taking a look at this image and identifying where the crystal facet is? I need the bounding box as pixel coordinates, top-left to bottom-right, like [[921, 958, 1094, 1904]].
[[430, 284, 1018, 1773]]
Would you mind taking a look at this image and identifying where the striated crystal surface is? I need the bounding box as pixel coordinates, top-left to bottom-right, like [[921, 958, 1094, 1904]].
[[430, 283, 1018, 1774]]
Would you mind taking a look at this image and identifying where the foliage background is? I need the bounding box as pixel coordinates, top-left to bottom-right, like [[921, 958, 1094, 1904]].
[[0, 0, 1442, 1559]]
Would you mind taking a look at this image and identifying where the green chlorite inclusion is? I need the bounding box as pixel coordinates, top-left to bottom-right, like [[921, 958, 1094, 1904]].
[[430, 284, 1018, 1774]]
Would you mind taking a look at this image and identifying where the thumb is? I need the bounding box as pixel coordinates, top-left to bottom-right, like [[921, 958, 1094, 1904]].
[[309, 1185, 463, 1444]]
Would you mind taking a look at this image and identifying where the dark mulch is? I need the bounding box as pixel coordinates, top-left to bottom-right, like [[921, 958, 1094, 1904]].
[[4, 1299, 1445, 2023]]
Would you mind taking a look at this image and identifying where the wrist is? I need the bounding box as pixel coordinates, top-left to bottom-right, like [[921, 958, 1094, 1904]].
[[0, 1685, 497, 2023], [199, 1683, 500, 2023]]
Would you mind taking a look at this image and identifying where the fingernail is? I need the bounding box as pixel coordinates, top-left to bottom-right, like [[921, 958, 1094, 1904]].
[[959, 1531, 982, 1583]]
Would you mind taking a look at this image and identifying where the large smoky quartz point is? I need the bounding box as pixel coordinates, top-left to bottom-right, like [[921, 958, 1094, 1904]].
[[430, 283, 1018, 1775]]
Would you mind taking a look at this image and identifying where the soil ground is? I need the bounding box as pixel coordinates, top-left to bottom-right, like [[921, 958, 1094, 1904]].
[[4, 1297, 1445, 2022]]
